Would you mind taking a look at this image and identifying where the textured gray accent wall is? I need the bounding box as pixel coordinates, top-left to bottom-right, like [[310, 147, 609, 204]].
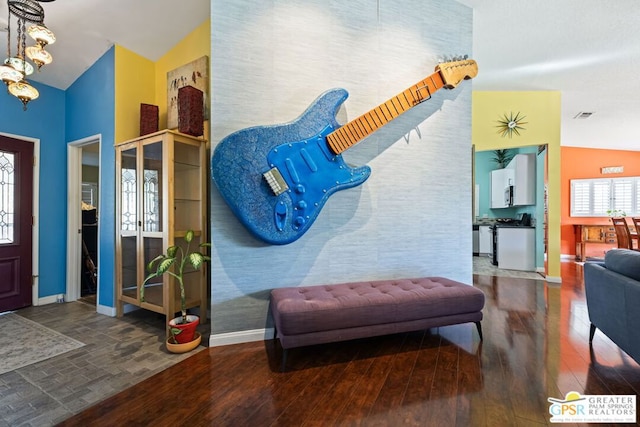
[[210, 0, 473, 334]]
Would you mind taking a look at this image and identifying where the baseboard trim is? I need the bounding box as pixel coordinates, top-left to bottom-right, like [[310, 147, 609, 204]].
[[37, 295, 60, 306], [546, 275, 562, 284], [97, 304, 116, 317], [209, 328, 275, 347]]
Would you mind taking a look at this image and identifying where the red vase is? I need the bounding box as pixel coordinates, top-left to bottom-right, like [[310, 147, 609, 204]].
[[169, 315, 199, 344], [177, 85, 204, 137]]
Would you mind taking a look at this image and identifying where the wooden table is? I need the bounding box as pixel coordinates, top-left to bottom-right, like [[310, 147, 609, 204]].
[[574, 224, 615, 261], [574, 223, 638, 261]]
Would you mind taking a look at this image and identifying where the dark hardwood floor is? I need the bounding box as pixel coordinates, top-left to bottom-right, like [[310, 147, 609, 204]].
[[58, 262, 640, 426]]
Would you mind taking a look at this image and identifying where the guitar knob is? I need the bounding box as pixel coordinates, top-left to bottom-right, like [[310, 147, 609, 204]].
[[295, 184, 305, 194], [294, 216, 306, 227], [297, 200, 307, 210]]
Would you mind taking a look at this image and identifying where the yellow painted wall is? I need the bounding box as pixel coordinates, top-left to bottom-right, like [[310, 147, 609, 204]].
[[114, 45, 156, 143], [473, 91, 562, 280], [155, 19, 211, 136], [113, 19, 211, 143]]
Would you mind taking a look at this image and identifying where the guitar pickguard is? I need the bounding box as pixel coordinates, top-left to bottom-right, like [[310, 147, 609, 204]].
[[266, 126, 370, 234]]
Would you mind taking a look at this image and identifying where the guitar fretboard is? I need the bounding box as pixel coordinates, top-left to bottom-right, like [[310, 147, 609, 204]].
[[326, 70, 445, 155]]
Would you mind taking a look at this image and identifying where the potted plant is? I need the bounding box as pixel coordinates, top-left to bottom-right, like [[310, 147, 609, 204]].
[[141, 230, 210, 350], [492, 149, 514, 169], [607, 209, 626, 217]]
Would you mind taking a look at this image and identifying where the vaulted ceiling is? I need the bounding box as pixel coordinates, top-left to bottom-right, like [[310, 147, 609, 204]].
[[0, 0, 210, 89], [2, 0, 638, 151]]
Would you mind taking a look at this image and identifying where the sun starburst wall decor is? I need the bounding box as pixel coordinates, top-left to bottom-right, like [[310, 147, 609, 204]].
[[496, 111, 527, 138]]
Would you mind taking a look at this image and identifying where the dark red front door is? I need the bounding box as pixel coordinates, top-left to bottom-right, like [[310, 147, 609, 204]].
[[0, 134, 33, 312]]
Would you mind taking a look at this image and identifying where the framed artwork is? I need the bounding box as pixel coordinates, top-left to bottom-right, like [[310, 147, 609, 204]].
[[167, 56, 209, 129]]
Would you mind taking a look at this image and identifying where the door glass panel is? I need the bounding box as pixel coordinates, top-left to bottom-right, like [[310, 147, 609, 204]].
[[142, 236, 164, 306], [120, 147, 137, 231], [0, 151, 15, 244], [143, 143, 163, 232], [120, 235, 137, 298]]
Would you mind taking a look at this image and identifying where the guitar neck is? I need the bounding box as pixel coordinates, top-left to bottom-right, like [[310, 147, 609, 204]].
[[326, 70, 446, 155]]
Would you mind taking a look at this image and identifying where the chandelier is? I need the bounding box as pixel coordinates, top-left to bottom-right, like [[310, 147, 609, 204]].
[[0, 0, 56, 110]]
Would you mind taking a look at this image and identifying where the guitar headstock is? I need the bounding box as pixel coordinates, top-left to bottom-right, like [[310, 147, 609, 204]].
[[436, 58, 478, 89]]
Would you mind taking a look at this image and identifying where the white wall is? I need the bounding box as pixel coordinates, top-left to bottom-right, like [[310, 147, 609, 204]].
[[210, 0, 473, 339]]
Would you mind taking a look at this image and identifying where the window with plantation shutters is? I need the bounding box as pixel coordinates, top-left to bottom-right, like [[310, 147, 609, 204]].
[[571, 180, 590, 216], [592, 181, 610, 215], [612, 179, 633, 214], [570, 177, 640, 217]]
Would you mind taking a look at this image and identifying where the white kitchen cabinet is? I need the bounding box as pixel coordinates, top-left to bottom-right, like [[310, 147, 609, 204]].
[[490, 168, 514, 208], [497, 227, 535, 271], [478, 225, 492, 255], [506, 153, 536, 206]]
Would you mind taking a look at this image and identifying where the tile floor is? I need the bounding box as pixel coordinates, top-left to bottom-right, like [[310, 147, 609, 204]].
[[0, 301, 208, 427], [472, 255, 545, 280]]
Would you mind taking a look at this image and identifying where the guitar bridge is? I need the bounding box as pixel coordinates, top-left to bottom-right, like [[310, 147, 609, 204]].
[[263, 167, 289, 196]]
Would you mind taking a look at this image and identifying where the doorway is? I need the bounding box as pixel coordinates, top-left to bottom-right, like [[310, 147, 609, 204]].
[[66, 136, 101, 305], [472, 145, 548, 277], [0, 134, 34, 312]]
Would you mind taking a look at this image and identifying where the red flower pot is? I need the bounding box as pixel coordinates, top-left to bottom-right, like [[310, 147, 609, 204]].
[[169, 315, 199, 344]]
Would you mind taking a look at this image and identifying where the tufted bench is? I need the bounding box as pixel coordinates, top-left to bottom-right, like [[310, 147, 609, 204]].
[[270, 277, 485, 368]]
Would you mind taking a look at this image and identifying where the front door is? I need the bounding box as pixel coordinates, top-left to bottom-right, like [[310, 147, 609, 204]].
[[0, 134, 34, 312]]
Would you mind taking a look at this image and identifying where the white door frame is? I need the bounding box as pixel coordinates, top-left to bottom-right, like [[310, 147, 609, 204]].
[[0, 132, 40, 306], [66, 135, 101, 302]]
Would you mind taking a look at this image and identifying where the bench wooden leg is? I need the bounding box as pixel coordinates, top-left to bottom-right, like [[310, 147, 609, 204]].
[[589, 323, 596, 344], [281, 348, 288, 372], [475, 321, 483, 341]]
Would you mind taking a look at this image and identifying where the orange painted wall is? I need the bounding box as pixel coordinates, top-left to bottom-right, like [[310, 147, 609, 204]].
[[561, 146, 640, 257]]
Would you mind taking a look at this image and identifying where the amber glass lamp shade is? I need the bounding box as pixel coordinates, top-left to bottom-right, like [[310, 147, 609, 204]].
[[0, 65, 24, 84], [25, 46, 52, 69], [27, 25, 56, 47], [8, 80, 39, 110]]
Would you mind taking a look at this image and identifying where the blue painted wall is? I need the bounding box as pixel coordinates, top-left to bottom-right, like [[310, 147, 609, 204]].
[[0, 46, 115, 306], [0, 78, 65, 298], [66, 47, 116, 307]]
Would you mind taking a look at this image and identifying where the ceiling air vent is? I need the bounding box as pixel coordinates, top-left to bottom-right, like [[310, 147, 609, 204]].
[[573, 112, 594, 119]]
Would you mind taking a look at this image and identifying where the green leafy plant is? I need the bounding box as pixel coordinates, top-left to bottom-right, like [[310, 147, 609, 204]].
[[607, 209, 626, 217], [141, 230, 210, 326], [491, 149, 514, 169]]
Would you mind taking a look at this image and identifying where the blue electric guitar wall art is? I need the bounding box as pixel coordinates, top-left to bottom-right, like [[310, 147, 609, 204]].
[[212, 59, 478, 245]]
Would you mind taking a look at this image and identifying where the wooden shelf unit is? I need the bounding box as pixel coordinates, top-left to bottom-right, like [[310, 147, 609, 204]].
[[115, 130, 208, 334]]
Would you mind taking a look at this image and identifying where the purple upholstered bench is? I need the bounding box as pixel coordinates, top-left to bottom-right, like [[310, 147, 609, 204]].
[[270, 277, 485, 368]]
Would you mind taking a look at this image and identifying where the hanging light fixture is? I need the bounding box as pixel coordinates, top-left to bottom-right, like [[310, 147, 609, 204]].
[[2, 0, 56, 110]]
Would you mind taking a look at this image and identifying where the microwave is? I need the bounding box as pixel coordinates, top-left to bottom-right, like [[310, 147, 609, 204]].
[[504, 185, 514, 207]]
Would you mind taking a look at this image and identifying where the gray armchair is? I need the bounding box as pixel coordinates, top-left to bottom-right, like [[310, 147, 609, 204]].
[[584, 249, 640, 364]]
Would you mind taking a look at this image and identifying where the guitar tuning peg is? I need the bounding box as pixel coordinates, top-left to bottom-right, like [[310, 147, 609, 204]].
[[450, 55, 469, 62], [438, 54, 471, 64]]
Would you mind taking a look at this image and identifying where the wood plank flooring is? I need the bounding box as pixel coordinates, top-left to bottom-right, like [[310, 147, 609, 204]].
[[57, 261, 640, 426]]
